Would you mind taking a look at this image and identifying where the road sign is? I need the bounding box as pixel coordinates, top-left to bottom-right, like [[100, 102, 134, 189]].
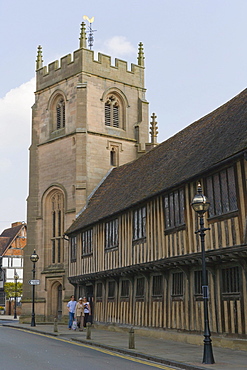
[[28, 279, 40, 285]]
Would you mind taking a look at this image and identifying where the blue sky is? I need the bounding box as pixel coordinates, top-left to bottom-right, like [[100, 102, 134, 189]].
[[1, 0, 247, 232]]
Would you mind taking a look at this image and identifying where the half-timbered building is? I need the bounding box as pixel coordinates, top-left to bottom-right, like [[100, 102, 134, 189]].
[[66, 88, 247, 341]]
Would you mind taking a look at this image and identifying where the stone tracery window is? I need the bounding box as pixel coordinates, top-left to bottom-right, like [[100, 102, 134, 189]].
[[51, 192, 64, 263], [56, 98, 65, 129], [49, 93, 66, 134], [105, 94, 122, 128], [45, 189, 64, 266]]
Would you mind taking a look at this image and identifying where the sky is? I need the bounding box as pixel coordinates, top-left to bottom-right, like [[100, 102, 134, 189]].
[[1, 0, 247, 232]]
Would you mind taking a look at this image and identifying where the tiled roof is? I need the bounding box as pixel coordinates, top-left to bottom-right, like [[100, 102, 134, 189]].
[[66, 88, 247, 235], [0, 237, 10, 255], [0, 224, 23, 255]]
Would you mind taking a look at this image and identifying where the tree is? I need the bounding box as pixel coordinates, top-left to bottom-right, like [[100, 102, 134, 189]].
[[4, 282, 23, 299]]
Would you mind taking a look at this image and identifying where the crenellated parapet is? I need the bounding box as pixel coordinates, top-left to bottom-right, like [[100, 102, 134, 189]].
[[36, 45, 145, 92]]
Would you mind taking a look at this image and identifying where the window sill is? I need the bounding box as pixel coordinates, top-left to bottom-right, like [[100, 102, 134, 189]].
[[132, 237, 146, 246], [151, 296, 163, 301], [208, 210, 238, 223], [194, 295, 203, 301], [222, 293, 240, 300], [105, 125, 124, 131], [50, 127, 65, 139], [171, 295, 184, 301], [165, 224, 186, 235], [105, 246, 118, 252], [82, 253, 93, 258]]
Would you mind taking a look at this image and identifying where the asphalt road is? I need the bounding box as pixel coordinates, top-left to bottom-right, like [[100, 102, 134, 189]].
[[0, 325, 178, 370]]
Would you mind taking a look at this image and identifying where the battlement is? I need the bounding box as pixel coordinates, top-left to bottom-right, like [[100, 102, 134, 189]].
[[36, 47, 145, 92]]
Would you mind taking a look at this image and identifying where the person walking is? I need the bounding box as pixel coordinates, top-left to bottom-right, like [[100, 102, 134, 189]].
[[82, 296, 91, 327], [67, 295, 76, 329], [75, 298, 84, 331]]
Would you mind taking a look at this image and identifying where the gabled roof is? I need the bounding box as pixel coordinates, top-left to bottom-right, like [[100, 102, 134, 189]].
[[0, 224, 24, 255], [0, 237, 10, 255], [66, 88, 247, 235]]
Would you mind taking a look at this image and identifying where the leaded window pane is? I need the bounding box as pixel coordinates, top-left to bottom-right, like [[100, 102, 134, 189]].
[[164, 188, 185, 229], [172, 272, 184, 296]]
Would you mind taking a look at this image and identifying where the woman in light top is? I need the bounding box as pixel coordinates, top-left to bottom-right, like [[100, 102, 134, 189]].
[[75, 297, 84, 331]]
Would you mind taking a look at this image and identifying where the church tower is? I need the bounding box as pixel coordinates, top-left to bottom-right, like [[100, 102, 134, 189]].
[[21, 22, 150, 322]]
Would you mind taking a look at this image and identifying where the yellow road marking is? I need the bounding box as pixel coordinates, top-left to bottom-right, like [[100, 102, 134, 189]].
[[7, 326, 177, 369]]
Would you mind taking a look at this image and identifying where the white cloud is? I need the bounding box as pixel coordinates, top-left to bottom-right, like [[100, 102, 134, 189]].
[[0, 158, 11, 172], [0, 78, 35, 231], [103, 36, 136, 57], [0, 78, 35, 150]]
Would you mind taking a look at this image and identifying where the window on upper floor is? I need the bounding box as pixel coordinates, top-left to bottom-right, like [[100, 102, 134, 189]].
[[110, 147, 117, 166], [105, 219, 118, 250], [163, 188, 185, 230], [108, 142, 121, 167], [70, 236, 77, 263], [105, 94, 124, 129], [49, 93, 66, 135], [81, 229, 93, 256], [56, 98, 65, 130], [206, 166, 238, 218], [133, 206, 146, 242]]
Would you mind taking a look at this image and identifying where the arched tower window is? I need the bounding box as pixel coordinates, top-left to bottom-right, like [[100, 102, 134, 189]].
[[44, 189, 64, 265], [105, 94, 123, 128], [49, 92, 66, 134], [56, 98, 65, 129]]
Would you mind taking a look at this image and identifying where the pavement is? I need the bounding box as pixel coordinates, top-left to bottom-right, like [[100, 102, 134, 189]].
[[1, 315, 247, 370]]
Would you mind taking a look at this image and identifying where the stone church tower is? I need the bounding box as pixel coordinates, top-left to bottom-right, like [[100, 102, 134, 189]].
[[21, 22, 150, 322]]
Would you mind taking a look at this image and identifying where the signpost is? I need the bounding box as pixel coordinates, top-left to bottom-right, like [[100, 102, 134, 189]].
[[28, 280, 40, 285]]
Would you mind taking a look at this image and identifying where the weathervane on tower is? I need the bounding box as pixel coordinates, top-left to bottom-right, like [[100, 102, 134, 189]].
[[83, 15, 96, 50]]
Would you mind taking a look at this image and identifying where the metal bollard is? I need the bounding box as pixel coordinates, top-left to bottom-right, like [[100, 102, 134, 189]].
[[54, 318, 58, 333], [129, 327, 135, 349], [86, 322, 92, 339]]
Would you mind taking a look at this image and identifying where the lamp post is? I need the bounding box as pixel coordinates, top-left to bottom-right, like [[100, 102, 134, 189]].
[[191, 183, 215, 364], [13, 271, 19, 319], [30, 250, 39, 327]]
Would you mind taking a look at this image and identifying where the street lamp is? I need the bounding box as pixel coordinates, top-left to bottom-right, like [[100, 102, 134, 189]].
[[30, 250, 39, 327], [191, 183, 215, 364], [13, 271, 19, 319]]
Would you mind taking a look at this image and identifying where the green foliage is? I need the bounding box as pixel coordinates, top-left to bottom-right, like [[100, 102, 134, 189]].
[[0, 306, 4, 310], [4, 282, 23, 299]]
